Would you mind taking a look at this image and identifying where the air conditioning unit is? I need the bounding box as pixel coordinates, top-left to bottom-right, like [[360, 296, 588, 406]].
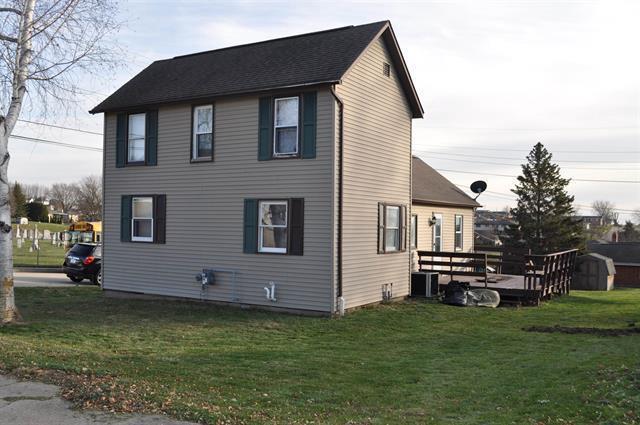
[[411, 272, 439, 297]]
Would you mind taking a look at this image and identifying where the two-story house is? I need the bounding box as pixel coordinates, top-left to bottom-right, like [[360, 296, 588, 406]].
[[90, 21, 423, 314]]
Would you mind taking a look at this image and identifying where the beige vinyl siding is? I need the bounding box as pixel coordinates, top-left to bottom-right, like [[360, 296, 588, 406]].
[[411, 204, 475, 271], [336, 36, 413, 309], [103, 90, 335, 312]]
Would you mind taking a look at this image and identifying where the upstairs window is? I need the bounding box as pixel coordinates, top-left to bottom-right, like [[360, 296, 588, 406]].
[[127, 113, 146, 163], [454, 214, 464, 251], [192, 105, 213, 160], [132, 197, 153, 242], [273, 97, 299, 156]]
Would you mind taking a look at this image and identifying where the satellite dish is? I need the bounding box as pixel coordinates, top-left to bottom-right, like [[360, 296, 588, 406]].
[[470, 180, 487, 200]]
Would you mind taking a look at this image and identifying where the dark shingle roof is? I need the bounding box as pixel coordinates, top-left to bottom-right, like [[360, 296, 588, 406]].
[[91, 21, 422, 116], [588, 242, 640, 265], [412, 156, 481, 208]]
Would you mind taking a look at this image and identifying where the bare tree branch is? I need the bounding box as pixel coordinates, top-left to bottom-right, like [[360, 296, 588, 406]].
[[0, 34, 17, 43], [0, 0, 121, 323], [0, 7, 22, 15]]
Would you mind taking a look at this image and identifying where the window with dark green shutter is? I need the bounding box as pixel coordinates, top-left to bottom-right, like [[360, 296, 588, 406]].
[[243, 199, 258, 253], [120, 195, 132, 242], [121, 194, 166, 244], [116, 114, 127, 168], [301, 92, 316, 159], [257, 92, 316, 160], [244, 198, 304, 255], [116, 111, 158, 167]]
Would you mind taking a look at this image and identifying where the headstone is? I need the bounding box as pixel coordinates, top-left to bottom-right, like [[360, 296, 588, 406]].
[[32, 238, 39, 251], [19, 217, 28, 225], [43, 229, 51, 240], [16, 238, 22, 249]]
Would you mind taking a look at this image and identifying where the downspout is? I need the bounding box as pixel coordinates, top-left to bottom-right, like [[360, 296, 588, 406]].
[[330, 85, 344, 310]]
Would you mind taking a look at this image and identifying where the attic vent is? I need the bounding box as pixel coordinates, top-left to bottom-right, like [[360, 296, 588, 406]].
[[383, 62, 390, 77]]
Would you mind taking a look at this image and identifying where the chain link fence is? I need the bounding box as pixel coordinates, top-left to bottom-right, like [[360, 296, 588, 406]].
[[12, 225, 67, 267]]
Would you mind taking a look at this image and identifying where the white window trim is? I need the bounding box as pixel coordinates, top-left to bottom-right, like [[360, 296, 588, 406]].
[[455, 214, 463, 251], [258, 200, 288, 254], [410, 214, 418, 249], [127, 113, 146, 163], [273, 96, 299, 157], [385, 205, 401, 252], [131, 197, 153, 242], [432, 213, 443, 252], [192, 105, 213, 159]]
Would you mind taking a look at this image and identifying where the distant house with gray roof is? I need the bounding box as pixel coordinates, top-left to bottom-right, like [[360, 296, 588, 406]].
[[410, 156, 480, 268]]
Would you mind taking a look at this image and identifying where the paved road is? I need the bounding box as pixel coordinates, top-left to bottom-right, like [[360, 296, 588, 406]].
[[14, 272, 79, 288], [0, 375, 197, 425]]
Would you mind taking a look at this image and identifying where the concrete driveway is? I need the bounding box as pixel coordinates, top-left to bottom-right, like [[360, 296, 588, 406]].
[[0, 375, 197, 425], [14, 272, 79, 288]]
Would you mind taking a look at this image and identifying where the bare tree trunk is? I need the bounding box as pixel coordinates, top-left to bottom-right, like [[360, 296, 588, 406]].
[[0, 0, 36, 324]]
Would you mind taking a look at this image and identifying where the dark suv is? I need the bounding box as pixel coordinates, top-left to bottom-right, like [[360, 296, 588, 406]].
[[63, 243, 102, 286]]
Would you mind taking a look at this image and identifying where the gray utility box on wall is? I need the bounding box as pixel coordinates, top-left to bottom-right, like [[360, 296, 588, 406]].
[[572, 253, 616, 291]]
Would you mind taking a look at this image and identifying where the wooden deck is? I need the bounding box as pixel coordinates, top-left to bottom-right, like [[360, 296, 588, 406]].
[[436, 273, 541, 305], [416, 249, 578, 306]]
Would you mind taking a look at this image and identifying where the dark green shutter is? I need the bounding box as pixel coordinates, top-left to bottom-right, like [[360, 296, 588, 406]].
[[120, 195, 132, 242], [378, 203, 385, 254], [289, 198, 304, 256], [145, 110, 158, 165], [116, 113, 126, 168], [400, 206, 407, 251], [301, 92, 317, 159], [243, 199, 258, 253], [258, 97, 272, 161], [153, 195, 166, 244]]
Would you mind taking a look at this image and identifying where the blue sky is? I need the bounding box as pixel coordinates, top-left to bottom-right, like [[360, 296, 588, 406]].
[[9, 0, 640, 220]]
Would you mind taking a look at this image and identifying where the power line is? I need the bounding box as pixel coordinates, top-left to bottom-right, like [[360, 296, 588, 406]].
[[10, 134, 102, 152], [423, 153, 640, 171], [453, 183, 638, 213], [422, 143, 640, 154], [17, 119, 103, 136], [417, 149, 640, 164], [437, 167, 639, 183], [422, 126, 638, 132]]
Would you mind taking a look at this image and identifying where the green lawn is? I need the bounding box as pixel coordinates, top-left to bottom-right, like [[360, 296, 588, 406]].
[[0, 288, 638, 424], [12, 240, 66, 267], [12, 221, 67, 233]]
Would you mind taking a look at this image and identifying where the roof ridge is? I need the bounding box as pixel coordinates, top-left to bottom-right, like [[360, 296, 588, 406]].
[[171, 21, 388, 60]]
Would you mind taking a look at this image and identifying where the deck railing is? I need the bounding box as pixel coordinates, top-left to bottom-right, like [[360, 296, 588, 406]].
[[416, 251, 489, 286], [524, 249, 578, 297], [474, 245, 532, 275]]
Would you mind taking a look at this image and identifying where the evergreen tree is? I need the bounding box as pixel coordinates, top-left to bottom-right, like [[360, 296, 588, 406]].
[[11, 182, 27, 219], [26, 202, 49, 223], [503, 142, 584, 254], [621, 221, 639, 242]]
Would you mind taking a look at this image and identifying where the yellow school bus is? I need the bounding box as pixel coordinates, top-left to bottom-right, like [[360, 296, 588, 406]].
[[65, 221, 102, 247]]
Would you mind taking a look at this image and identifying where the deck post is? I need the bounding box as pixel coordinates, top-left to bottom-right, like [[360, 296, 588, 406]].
[[484, 253, 488, 287]]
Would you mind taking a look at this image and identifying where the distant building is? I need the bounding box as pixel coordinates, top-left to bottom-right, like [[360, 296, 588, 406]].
[[574, 215, 621, 242], [474, 210, 515, 246], [588, 242, 640, 287]]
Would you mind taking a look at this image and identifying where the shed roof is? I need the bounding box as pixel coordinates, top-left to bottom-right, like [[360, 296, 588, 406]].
[[91, 21, 423, 117], [412, 156, 481, 208], [588, 242, 640, 265]]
